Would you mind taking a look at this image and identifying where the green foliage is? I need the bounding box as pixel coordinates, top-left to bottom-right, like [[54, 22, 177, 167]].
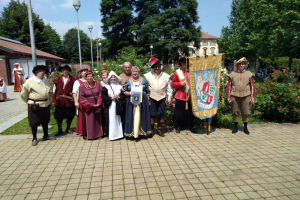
[[218, 0, 300, 69], [253, 70, 300, 122], [261, 57, 300, 71], [0, 0, 63, 57], [100, 0, 202, 63], [62, 28, 91, 63]]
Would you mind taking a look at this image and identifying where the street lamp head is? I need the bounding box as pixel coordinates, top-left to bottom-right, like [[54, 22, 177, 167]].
[[73, 0, 80, 9], [88, 24, 93, 32], [150, 45, 153, 49], [99, 43, 102, 46]]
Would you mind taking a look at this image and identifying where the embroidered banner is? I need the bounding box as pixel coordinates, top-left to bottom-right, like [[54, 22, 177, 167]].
[[131, 92, 141, 105], [189, 54, 223, 120]]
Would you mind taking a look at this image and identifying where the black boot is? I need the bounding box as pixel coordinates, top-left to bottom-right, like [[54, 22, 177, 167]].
[[232, 122, 238, 134], [244, 123, 250, 135], [65, 119, 73, 134], [55, 122, 63, 136]]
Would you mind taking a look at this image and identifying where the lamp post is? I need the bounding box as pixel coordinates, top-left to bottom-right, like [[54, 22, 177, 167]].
[[88, 24, 93, 72], [99, 42, 102, 66], [95, 37, 99, 68], [73, 0, 82, 69], [27, 0, 37, 67], [150, 45, 153, 56]]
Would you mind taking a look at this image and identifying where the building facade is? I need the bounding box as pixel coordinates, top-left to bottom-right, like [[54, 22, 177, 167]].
[[188, 32, 220, 56]]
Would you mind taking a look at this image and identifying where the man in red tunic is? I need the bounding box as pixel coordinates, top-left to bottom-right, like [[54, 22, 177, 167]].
[[172, 57, 197, 133], [52, 65, 76, 136]]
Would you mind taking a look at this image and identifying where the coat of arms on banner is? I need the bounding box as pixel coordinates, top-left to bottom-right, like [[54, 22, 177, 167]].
[[189, 54, 223, 119]]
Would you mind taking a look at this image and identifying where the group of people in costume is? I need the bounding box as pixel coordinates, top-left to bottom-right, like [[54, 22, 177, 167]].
[[20, 56, 255, 146]]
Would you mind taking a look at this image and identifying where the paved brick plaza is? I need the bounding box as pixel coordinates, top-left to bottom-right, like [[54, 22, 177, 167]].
[[0, 123, 299, 200]]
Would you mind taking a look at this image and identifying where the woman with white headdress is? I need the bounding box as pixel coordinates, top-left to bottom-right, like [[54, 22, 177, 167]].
[[13, 63, 25, 92], [101, 71, 125, 141], [0, 76, 8, 102]]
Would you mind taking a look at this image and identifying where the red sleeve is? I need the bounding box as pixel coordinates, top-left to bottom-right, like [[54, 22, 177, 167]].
[[97, 82, 103, 106], [226, 77, 232, 99], [80, 85, 95, 112], [250, 76, 255, 98], [171, 73, 182, 89]]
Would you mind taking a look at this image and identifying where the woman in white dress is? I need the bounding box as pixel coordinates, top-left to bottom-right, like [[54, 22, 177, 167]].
[[102, 71, 125, 141]]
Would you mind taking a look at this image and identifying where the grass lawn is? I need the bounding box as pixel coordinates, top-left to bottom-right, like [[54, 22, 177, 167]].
[[1, 114, 77, 135]]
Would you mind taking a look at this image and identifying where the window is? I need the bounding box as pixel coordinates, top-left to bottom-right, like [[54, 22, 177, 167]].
[[202, 40, 208, 46], [210, 40, 215, 46], [210, 47, 215, 55]]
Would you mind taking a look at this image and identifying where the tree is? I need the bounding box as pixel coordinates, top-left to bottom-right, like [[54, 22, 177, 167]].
[[135, 0, 201, 63], [100, 0, 136, 56], [63, 28, 90, 63], [0, 0, 64, 57], [218, 0, 300, 70]]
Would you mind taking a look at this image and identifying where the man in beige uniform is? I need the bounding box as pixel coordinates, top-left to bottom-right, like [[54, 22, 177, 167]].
[[21, 65, 56, 146], [227, 57, 255, 134]]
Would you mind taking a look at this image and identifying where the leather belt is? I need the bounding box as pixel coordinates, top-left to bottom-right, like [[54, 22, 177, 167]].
[[59, 95, 73, 100], [28, 98, 48, 102]]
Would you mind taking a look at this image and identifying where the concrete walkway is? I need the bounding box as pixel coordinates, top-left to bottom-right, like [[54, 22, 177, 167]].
[[0, 123, 299, 200], [0, 86, 28, 133]]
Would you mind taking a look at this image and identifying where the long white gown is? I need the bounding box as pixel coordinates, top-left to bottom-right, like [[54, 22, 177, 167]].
[[105, 83, 124, 141]]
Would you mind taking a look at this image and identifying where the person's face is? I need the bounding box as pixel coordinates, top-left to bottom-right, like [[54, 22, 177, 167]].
[[123, 64, 132, 75], [132, 70, 140, 79], [35, 69, 46, 79], [61, 69, 70, 76], [14, 64, 19, 68], [180, 62, 187, 71], [110, 75, 116, 83], [102, 72, 108, 80], [238, 62, 246, 71], [87, 74, 94, 82], [153, 65, 161, 74], [81, 70, 88, 78], [210, 74, 214, 79]]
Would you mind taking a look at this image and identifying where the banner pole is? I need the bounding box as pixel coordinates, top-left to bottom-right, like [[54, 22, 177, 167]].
[[222, 53, 225, 105], [185, 56, 188, 110]]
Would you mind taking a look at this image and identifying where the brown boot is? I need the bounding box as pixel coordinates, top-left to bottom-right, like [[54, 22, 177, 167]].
[[32, 139, 38, 146], [157, 123, 164, 137]]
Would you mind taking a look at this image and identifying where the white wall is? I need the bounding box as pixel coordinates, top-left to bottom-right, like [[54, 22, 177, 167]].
[[9, 59, 46, 83]]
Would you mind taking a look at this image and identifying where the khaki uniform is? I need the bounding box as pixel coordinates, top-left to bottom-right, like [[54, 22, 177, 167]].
[[227, 70, 255, 122]]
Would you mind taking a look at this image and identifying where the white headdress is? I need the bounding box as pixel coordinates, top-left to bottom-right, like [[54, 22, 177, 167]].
[[103, 71, 122, 84]]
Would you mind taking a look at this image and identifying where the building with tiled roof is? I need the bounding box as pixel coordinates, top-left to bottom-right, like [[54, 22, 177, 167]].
[[188, 32, 220, 56], [0, 36, 65, 85]]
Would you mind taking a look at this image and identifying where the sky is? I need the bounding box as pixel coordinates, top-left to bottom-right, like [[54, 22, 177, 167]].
[[0, 0, 232, 39]]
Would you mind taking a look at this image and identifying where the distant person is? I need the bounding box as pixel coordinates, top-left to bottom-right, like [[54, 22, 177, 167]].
[[227, 57, 255, 135], [21, 65, 56, 146], [13, 63, 24, 92], [100, 70, 109, 87], [0, 76, 8, 102]]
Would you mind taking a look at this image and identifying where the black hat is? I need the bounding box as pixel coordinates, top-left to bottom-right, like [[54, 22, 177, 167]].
[[32, 65, 49, 74], [178, 57, 189, 67], [58, 65, 71, 72]]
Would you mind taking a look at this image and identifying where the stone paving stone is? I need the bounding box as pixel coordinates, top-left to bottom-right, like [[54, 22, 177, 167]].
[[0, 124, 300, 199]]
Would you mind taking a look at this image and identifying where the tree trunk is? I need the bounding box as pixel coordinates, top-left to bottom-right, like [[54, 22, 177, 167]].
[[288, 54, 293, 71], [255, 54, 259, 78], [163, 51, 169, 65]]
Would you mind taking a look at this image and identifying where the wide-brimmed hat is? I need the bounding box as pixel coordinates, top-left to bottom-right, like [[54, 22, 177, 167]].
[[103, 71, 122, 84], [234, 57, 248, 67], [178, 57, 189, 67], [32, 65, 49, 74], [58, 65, 71, 72], [149, 57, 161, 68]]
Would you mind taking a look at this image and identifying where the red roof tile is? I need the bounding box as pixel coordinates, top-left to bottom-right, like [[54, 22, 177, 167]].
[[0, 39, 65, 61], [201, 33, 220, 39]]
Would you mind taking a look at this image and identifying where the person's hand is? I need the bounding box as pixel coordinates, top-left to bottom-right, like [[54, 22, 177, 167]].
[[52, 103, 56, 107], [227, 98, 231, 104], [94, 104, 100, 108], [129, 91, 134, 96], [75, 102, 79, 108], [115, 95, 120, 100], [181, 81, 186, 86], [168, 100, 172, 105], [250, 97, 255, 104]]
